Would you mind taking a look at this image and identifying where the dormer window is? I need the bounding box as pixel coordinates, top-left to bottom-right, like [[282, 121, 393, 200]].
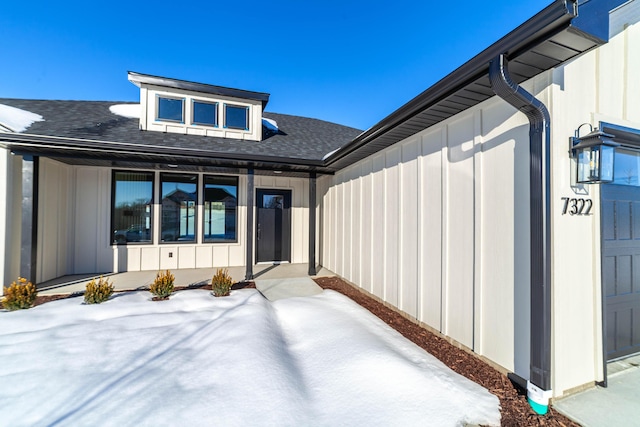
[[157, 96, 184, 123], [130, 72, 268, 141], [225, 104, 249, 130], [192, 101, 218, 127]]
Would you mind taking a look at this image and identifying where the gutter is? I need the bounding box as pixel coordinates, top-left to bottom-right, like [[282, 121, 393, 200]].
[[489, 54, 552, 415], [323, 0, 579, 167]]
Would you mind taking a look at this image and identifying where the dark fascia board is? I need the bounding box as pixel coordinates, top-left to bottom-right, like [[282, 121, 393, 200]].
[[128, 71, 270, 109], [0, 133, 336, 174], [323, 0, 587, 166]]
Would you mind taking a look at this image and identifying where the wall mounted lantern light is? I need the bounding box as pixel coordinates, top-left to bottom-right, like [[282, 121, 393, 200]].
[[570, 124, 619, 184]]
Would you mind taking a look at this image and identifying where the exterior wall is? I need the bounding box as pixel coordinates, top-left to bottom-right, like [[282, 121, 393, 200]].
[[548, 7, 640, 395], [320, 10, 640, 397], [3, 158, 312, 289], [320, 87, 534, 377], [37, 158, 74, 283], [0, 149, 23, 291]]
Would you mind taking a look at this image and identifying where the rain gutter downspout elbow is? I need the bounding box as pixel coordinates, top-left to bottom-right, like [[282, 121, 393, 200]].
[[489, 54, 552, 415]]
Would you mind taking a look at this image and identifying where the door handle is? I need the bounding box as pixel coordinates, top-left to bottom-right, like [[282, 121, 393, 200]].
[[257, 224, 261, 240]]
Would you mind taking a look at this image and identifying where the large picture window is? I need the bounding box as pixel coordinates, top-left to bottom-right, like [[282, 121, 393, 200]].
[[204, 175, 238, 242], [161, 173, 197, 242], [112, 171, 153, 244]]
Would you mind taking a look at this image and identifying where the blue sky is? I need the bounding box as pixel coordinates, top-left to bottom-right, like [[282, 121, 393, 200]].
[[1, 0, 551, 130]]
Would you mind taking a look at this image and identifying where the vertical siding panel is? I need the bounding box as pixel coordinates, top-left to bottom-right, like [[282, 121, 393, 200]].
[[420, 129, 444, 330], [371, 154, 385, 297], [385, 147, 400, 306], [627, 24, 640, 122], [361, 160, 373, 292], [400, 138, 419, 318], [445, 115, 475, 348], [74, 168, 99, 274], [344, 175, 352, 281], [352, 167, 362, 286], [335, 174, 344, 276]]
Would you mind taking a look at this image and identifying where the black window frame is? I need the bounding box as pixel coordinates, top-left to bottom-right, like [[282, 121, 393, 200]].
[[203, 175, 239, 243], [160, 173, 198, 244], [111, 170, 155, 246]]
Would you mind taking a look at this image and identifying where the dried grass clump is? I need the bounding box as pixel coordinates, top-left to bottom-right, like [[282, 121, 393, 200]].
[[211, 268, 233, 297], [84, 276, 114, 304], [151, 270, 175, 299], [2, 277, 37, 311]]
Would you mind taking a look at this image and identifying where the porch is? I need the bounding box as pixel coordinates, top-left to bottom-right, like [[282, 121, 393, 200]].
[[36, 263, 335, 296]]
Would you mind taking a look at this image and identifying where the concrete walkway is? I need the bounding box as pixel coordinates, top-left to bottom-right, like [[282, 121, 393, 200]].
[[553, 354, 640, 426], [37, 264, 334, 296], [255, 277, 323, 301]]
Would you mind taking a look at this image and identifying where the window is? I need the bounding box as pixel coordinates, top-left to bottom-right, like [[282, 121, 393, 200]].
[[225, 104, 249, 130], [112, 171, 153, 244], [203, 175, 238, 242], [192, 101, 218, 127], [157, 96, 184, 122], [161, 173, 197, 242], [613, 148, 640, 186]]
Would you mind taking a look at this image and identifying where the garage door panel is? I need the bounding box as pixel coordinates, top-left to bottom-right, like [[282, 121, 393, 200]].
[[602, 184, 640, 359]]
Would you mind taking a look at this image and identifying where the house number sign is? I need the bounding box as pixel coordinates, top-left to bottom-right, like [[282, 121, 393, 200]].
[[560, 197, 592, 216]]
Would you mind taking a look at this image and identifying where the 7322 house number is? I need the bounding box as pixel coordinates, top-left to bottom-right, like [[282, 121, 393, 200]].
[[560, 197, 592, 216]]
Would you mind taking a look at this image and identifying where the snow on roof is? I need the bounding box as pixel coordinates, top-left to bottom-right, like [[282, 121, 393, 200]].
[[322, 147, 340, 161], [262, 117, 278, 132], [0, 103, 44, 132], [109, 103, 140, 119]]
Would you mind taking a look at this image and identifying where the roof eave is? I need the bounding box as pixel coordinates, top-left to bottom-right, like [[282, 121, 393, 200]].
[[128, 71, 271, 109], [323, 0, 613, 169]]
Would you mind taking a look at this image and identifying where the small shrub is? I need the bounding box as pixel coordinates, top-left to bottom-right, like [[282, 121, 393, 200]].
[[151, 270, 174, 299], [84, 276, 114, 304], [211, 268, 233, 297], [2, 277, 38, 311]]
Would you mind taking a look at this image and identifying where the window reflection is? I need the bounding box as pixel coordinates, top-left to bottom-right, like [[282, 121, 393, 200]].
[[204, 176, 238, 242], [613, 148, 640, 186], [161, 174, 197, 242], [112, 171, 153, 244]]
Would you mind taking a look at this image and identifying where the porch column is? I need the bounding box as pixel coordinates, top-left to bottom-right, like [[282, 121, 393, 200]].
[[21, 155, 39, 282], [308, 172, 317, 275], [245, 168, 254, 280]]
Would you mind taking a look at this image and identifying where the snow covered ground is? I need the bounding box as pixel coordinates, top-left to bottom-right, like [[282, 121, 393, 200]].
[[0, 289, 500, 426]]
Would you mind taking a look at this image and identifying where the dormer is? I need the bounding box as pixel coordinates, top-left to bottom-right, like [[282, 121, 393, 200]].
[[128, 71, 270, 141]]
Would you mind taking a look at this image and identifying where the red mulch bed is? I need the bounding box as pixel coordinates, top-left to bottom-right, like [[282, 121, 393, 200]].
[[313, 276, 579, 427]]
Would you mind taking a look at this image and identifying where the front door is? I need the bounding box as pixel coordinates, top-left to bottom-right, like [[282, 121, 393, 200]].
[[256, 189, 291, 263], [602, 183, 640, 359]]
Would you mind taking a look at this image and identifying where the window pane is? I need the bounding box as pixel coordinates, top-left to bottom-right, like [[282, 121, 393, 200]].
[[161, 174, 197, 242], [204, 175, 238, 242], [158, 97, 184, 122], [193, 101, 218, 126], [225, 105, 248, 130], [613, 148, 640, 186], [112, 171, 153, 244]]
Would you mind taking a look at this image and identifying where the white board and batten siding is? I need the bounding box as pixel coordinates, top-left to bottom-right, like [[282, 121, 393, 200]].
[[321, 86, 539, 382], [321, 13, 640, 396], [34, 166, 313, 283], [548, 6, 640, 395]]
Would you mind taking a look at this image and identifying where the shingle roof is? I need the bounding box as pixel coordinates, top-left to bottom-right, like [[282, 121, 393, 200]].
[[0, 98, 362, 170]]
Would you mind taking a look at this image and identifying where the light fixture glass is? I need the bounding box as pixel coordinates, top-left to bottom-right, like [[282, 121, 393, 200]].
[[571, 127, 618, 184]]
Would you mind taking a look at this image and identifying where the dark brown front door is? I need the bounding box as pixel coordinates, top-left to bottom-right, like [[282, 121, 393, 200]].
[[256, 189, 291, 263], [602, 184, 640, 359]]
